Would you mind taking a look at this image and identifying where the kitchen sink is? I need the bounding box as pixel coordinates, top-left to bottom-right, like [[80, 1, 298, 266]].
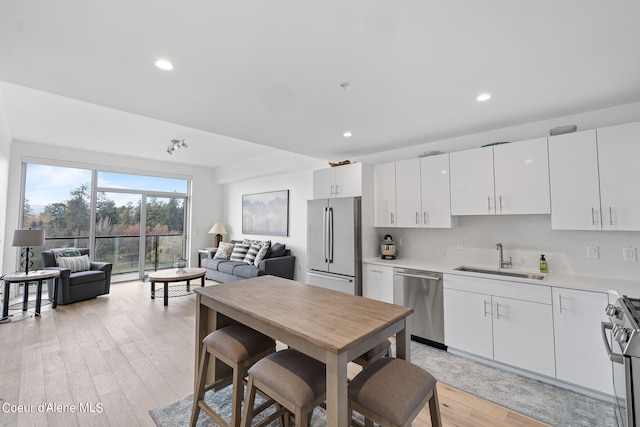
[[454, 266, 545, 281]]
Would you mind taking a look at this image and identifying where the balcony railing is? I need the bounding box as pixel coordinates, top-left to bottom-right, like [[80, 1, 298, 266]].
[[24, 234, 186, 278]]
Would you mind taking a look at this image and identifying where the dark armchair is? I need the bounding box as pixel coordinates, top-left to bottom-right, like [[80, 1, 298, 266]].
[[42, 248, 112, 305]]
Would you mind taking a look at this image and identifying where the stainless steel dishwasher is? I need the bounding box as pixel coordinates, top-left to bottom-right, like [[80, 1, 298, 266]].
[[393, 268, 445, 349]]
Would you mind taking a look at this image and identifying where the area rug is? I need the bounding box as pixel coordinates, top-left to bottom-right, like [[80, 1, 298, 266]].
[[149, 341, 617, 427]]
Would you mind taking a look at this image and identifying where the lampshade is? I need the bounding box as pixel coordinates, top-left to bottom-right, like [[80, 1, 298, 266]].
[[12, 229, 45, 247], [208, 223, 227, 235]]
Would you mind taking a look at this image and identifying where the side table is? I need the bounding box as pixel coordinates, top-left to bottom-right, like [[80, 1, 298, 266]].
[[2, 270, 60, 321], [197, 248, 217, 267]]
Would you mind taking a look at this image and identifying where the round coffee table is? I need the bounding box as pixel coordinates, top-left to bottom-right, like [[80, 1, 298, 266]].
[[148, 267, 206, 306]]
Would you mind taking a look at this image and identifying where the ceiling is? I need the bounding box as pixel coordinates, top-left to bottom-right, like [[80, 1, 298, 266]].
[[1, 1, 639, 169]]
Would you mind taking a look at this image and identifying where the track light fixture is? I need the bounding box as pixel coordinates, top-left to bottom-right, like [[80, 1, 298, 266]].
[[167, 139, 187, 155]]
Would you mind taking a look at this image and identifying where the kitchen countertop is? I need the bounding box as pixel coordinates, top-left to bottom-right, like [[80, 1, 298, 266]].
[[364, 257, 640, 297]]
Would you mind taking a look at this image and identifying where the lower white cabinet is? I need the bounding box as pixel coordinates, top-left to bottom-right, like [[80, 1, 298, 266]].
[[363, 264, 393, 303], [444, 274, 556, 378], [552, 288, 613, 394]]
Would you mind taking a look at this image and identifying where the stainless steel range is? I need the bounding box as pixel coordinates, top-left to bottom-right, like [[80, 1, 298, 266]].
[[603, 296, 640, 427]]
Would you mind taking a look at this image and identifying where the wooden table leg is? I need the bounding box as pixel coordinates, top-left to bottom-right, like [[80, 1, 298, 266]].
[[325, 350, 349, 427], [395, 318, 411, 362]]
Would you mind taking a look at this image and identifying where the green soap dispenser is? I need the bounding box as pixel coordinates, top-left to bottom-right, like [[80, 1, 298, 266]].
[[540, 254, 547, 273]]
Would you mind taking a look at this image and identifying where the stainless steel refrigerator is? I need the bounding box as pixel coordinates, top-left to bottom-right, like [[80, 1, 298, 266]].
[[306, 197, 362, 295]]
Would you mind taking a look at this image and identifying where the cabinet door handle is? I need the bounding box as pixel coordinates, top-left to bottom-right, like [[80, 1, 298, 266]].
[[370, 270, 384, 274], [390, 212, 394, 224], [416, 212, 419, 225], [330, 185, 335, 196], [558, 293, 564, 313], [423, 212, 428, 225], [609, 207, 613, 226], [483, 300, 490, 317], [495, 302, 501, 319], [335, 184, 340, 195], [499, 195, 503, 212], [488, 196, 491, 213], [591, 207, 596, 226]]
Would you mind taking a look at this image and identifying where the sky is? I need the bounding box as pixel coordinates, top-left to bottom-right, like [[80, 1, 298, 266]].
[[25, 164, 188, 214]]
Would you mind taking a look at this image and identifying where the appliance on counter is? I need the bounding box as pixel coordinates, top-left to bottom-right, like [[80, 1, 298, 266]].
[[393, 268, 445, 350], [381, 234, 397, 260], [603, 296, 640, 427], [306, 197, 362, 295]]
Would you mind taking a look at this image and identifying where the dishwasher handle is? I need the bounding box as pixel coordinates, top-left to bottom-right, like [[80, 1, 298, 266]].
[[393, 271, 442, 281]]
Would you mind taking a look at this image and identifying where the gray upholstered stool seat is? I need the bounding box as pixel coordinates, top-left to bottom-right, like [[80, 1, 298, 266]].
[[190, 324, 276, 427], [353, 339, 392, 368], [349, 357, 442, 427], [241, 348, 326, 427]]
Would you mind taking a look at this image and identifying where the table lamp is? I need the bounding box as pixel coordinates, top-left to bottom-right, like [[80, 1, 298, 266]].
[[12, 228, 46, 275], [208, 223, 227, 248]]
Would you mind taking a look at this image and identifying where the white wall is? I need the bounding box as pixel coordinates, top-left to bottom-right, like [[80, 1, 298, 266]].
[[0, 91, 11, 275], [222, 169, 314, 281], [3, 140, 221, 272], [376, 215, 640, 281]]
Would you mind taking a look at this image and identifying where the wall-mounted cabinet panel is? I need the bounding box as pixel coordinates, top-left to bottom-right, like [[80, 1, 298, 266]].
[[421, 154, 454, 228], [373, 163, 396, 227], [313, 162, 364, 199], [450, 147, 495, 215], [395, 158, 422, 227]]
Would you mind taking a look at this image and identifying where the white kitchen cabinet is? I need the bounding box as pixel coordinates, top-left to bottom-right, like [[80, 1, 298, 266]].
[[552, 288, 613, 394], [450, 138, 550, 216], [373, 162, 396, 227], [450, 147, 495, 215], [420, 154, 454, 228], [548, 129, 601, 230], [313, 162, 365, 199], [395, 158, 422, 227], [597, 121, 640, 230], [492, 295, 555, 377], [549, 122, 640, 231], [362, 264, 393, 303], [493, 137, 550, 215], [443, 274, 555, 377], [444, 287, 493, 359]]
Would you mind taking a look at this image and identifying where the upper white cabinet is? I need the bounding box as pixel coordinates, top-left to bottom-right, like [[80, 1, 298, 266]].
[[376, 154, 454, 228], [597, 122, 640, 230], [450, 137, 550, 215], [549, 122, 640, 230], [395, 158, 422, 227], [552, 288, 613, 394], [313, 163, 367, 199], [421, 154, 454, 228], [373, 163, 396, 227]]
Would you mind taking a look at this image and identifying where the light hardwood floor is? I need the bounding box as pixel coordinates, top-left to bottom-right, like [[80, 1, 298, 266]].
[[0, 280, 549, 427]]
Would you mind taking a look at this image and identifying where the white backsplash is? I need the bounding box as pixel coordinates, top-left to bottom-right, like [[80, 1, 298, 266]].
[[376, 215, 640, 281]]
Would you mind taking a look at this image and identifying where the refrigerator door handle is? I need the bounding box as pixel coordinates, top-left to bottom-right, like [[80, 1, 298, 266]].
[[328, 207, 334, 263], [323, 207, 328, 262], [307, 271, 354, 282]]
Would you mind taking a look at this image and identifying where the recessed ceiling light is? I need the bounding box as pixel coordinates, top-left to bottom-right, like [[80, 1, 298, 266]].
[[343, 131, 353, 138], [477, 93, 491, 102], [155, 59, 174, 71]]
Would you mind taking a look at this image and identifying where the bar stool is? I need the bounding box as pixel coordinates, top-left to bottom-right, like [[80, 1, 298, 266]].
[[190, 324, 276, 427], [352, 339, 391, 368], [241, 348, 326, 427], [348, 357, 442, 427]]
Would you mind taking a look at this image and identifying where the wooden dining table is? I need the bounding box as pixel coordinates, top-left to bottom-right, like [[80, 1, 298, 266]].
[[194, 275, 413, 427]]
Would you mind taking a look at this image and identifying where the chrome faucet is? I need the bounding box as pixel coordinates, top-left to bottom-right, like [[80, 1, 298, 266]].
[[496, 243, 512, 269]]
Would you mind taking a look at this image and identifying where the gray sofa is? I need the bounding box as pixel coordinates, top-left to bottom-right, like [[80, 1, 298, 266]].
[[42, 248, 112, 305], [202, 241, 295, 282]]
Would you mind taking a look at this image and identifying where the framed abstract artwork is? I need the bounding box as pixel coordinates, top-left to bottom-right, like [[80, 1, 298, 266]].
[[242, 190, 289, 236]]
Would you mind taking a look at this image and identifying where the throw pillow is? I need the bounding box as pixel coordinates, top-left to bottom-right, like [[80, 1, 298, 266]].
[[51, 247, 82, 266], [268, 243, 286, 258], [58, 255, 91, 272], [230, 243, 250, 262], [243, 243, 263, 265], [253, 243, 271, 266], [213, 242, 235, 260]]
